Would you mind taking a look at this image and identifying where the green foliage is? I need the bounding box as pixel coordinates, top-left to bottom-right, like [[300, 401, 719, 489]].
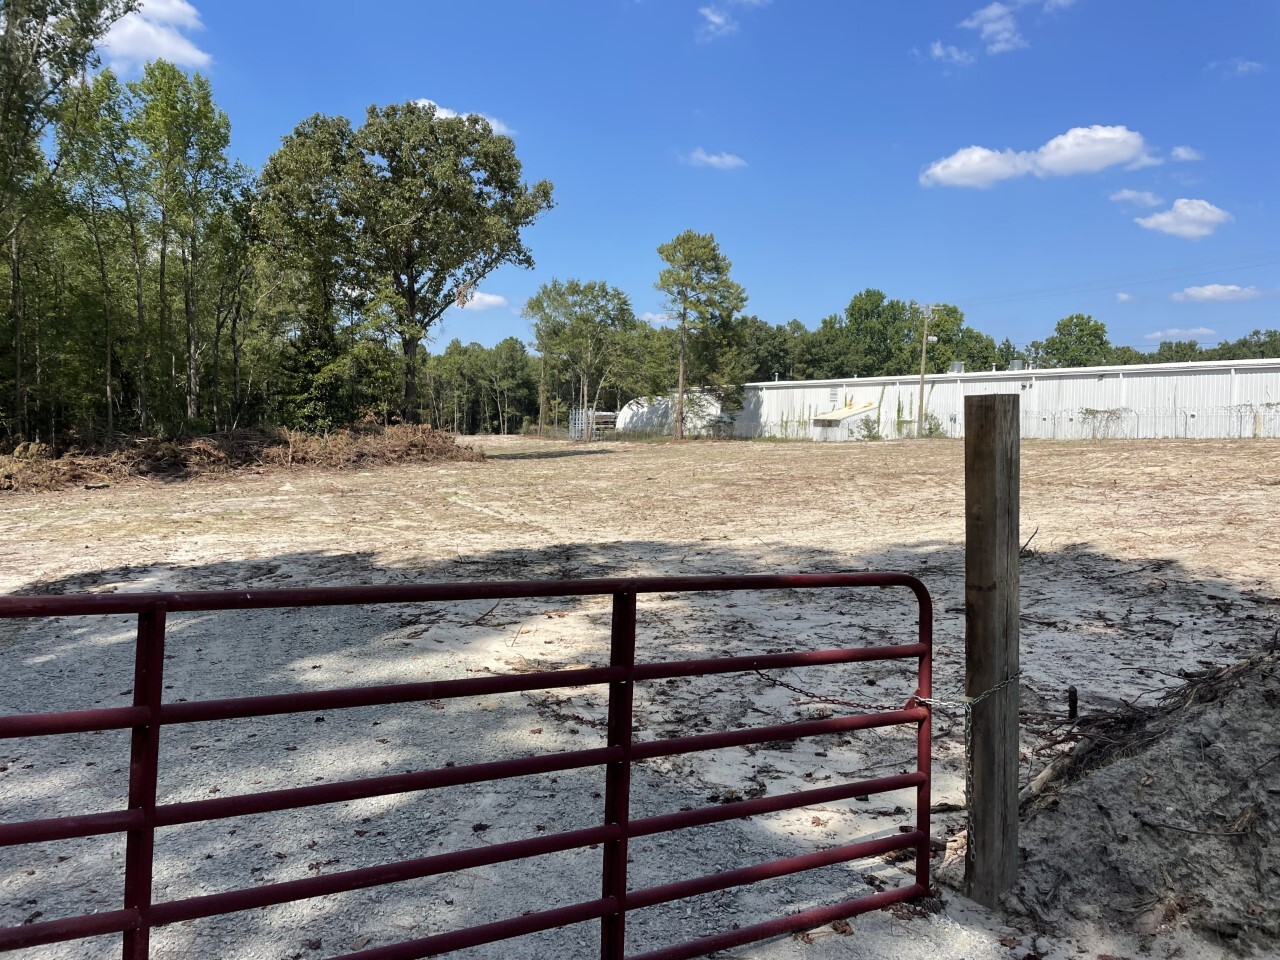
[[344, 102, 553, 420], [258, 100, 554, 423], [0, 0, 137, 229], [1208, 329, 1280, 361], [655, 229, 748, 438], [4, 33, 1280, 449], [1041, 313, 1113, 368], [525, 278, 639, 437]]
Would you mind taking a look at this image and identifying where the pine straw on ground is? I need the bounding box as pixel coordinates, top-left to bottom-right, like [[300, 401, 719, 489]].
[[0, 425, 483, 493], [1012, 648, 1279, 953]]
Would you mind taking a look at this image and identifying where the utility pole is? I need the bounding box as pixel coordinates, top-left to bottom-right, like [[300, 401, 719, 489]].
[[917, 304, 937, 437]]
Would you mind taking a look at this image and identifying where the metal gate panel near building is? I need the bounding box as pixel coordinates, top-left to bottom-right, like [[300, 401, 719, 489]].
[[0, 573, 933, 960]]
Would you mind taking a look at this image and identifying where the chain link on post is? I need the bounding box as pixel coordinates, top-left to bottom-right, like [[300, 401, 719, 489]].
[[917, 671, 1021, 859], [753, 667, 1022, 858], [752, 670, 1024, 855]]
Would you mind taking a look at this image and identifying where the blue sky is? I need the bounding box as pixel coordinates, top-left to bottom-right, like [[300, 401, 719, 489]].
[[101, 0, 1278, 353]]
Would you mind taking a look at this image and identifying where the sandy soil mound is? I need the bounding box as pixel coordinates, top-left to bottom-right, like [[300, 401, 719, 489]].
[[1013, 649, 1279, 955]]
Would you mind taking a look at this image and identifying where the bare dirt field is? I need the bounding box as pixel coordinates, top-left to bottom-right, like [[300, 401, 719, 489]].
[[2, 436, 1278, 960]]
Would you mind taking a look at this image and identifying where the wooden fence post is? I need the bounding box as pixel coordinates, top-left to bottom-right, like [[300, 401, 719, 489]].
[[963, 393, 1021, 907]]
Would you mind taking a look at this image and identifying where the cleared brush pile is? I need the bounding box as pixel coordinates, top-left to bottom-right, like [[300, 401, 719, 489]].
[[0, 425, 483, 492], [1013, 650, 1279, 953]]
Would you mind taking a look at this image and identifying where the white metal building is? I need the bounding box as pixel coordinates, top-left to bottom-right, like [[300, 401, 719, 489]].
[[732, 358, 1280, 441]]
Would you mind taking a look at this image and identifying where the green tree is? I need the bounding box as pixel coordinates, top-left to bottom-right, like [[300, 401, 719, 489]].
[[1208, 329, 1280, 361], [131, 60, 231, 426], [58, 69, 159, 429], [956, 324, 999, 371], [1109, 345, 1147, 365], [259, 113, 357, 428], [1150, 340, 1204, 363], [1041, 313, 1112, 368], [480, 336, 535, 434], [740, 315, 813, 383], [342, 101, 553, 420], [525, 278, 639, 440], [655, 230, 747, 439], [0, 0, 135, 233], [807, 289, 910, 378]]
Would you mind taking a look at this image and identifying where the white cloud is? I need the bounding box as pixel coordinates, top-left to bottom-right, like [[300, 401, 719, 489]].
[[1209, 57, 1266, 77], [686, 147, 747, 170], [1109, 188, 1163, 207], [697, 6, 738, 40], [1126, 153, 1163, 170], [918, 145, 1032, 188], [1135, 198, 1233, 239], [960, 2, 1027, 54], [640, 311, 673, 326], [930, 40, 975, 65], [1039, 126, 1153, 175], [1171, 284, 1262, 303], [954, 1, 1077, 56], [414, 99, 515, 136], [1144, 327, 1216, 341], [695, 0, 768, 40], [921, 125, 1152, 188], [1115, 292, 1134, 303], [456, 291, 508, 310], [102, 0, 210, 70], [1171, 145, 1203, 162]]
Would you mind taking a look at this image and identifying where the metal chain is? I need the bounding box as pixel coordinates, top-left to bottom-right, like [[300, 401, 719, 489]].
[[753, 667, 1023, 860], [751, 669, 908, 713], [917, 670, 1022, 860]]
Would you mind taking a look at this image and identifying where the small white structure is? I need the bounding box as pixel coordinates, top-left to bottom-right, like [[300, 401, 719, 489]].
[[617, 393, 729, 437], [734, 358, 1280, 441]]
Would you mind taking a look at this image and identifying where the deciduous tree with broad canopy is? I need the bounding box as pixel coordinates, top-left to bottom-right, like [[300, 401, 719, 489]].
[[261, 101, 553, 421], [524, 278, 639, 440]]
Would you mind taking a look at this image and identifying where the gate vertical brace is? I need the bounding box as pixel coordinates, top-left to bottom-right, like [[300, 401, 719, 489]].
[[601, 591, 637, 960], [963, 394, 1021, 907], [123, 605, 167, 960], [913, 588, 934, 894]]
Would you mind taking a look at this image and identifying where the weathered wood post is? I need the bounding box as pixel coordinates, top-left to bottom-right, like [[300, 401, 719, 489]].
[[963, 393, 1020, 907]]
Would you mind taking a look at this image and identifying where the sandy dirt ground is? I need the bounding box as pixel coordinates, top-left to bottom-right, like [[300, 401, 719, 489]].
[[1, 436, 1278, 960]]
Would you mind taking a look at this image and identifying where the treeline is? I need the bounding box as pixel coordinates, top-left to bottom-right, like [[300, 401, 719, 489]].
[[1, 8, 1275, 447]]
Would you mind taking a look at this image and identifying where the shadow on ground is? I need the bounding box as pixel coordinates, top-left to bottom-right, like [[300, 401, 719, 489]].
[[1, 539, 1276, 960], [483, 448, 615, 461]]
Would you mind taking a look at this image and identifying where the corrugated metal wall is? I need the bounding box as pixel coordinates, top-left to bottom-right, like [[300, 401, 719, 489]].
[[735, 359, 1280, 441]]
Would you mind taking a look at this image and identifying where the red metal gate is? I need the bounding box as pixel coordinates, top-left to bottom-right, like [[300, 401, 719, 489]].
[[0, 572, 932, 959]]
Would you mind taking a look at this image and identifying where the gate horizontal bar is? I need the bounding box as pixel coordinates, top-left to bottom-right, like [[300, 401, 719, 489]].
[[0, 908, 138, 952], [632, 643, 928, 681], [159, 666, 621, 725], [631, 883, 928, 960], [628, 771, 925, 839], [326, 896, 618, 960], [626, 831, 925, 912], [0, 572, 926, 617], [156, 746, 621, 825], [150, 823, 621, 925], [0, 705, 149, 739], [631, 707, 925, 762], [0, 808, 143, 847]]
